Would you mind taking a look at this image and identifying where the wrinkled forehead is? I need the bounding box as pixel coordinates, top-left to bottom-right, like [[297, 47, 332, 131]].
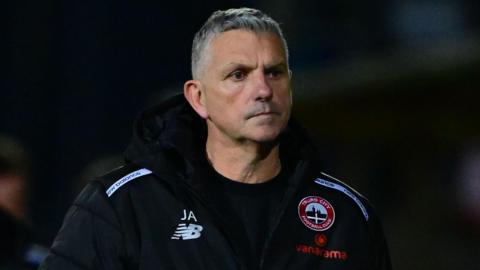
[[205, 30, 287, 69]]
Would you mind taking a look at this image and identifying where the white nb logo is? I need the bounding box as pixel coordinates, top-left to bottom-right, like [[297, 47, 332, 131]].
[[171, 223, 203, 240], [171, 209, 203, 240]]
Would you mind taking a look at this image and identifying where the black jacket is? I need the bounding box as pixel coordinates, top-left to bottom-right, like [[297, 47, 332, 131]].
[[40, 95, 392, 270]]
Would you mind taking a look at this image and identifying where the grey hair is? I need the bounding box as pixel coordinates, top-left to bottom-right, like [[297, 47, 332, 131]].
[[191, 7, 289, 79]]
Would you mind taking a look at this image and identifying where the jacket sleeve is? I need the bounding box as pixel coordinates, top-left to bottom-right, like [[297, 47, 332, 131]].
[[39, 182, 126, 270]]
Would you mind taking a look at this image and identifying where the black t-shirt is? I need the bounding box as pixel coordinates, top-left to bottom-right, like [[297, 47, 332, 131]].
[[200, 161, 288, 268]]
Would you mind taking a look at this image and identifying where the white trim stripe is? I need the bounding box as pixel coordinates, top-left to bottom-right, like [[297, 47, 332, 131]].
[[314, 177, 369, 221], [106, 168, 153, 197]]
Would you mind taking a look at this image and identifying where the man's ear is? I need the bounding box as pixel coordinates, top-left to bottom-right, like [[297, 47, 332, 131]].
[[184, 80, 208, 119]]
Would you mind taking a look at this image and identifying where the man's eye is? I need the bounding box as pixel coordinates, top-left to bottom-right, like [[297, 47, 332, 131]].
[[230, 70, 246, 81], [267, 69, 283, 79]]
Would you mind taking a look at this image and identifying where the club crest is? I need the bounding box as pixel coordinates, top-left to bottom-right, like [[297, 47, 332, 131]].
[[298, 196, 335, 231]]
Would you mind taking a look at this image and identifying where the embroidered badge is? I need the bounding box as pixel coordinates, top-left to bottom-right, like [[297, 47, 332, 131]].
[[298, 196, 335, 231]]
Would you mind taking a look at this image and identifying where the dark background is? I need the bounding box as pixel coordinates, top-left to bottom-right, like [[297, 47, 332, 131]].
[[3, 0, 480, 269]]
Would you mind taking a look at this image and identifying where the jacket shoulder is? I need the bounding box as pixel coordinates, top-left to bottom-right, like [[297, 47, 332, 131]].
[[41, 181, 125, 270], [314, 172, 371, 221], [314, 173, 392, 269], [96, 163, 154, 198]]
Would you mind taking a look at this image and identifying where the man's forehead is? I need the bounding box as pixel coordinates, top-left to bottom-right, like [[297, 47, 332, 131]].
[[208, 30, 287, 66], [211, 29, 284, 49]]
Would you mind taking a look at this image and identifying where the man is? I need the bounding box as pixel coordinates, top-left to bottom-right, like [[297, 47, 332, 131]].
[[40, 8, 392, 270]]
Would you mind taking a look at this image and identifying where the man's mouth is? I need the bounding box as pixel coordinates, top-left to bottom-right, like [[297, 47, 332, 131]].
[[245, 102, 283, 120], [248, 110, 279, 119], [253, 111, 274, 116]]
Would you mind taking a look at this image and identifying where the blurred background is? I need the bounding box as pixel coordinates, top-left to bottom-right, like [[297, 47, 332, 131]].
[[2, 0, 480, 269]]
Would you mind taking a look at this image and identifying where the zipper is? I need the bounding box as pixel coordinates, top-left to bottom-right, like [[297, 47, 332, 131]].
[[258, 160, 307, 270]]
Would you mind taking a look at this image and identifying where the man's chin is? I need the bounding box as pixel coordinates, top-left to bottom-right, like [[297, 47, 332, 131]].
[[247, 129, 282, 144]]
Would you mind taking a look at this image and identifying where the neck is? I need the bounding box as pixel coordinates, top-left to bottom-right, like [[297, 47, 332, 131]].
[[205, 136, 281, 184]]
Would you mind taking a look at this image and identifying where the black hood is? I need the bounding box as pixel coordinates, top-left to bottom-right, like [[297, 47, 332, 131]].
[[125, 94, 206, 181], [125, 94, 318, 184]]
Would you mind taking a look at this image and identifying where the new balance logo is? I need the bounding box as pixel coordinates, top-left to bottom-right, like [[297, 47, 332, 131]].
[[171, 209, 203, 240], [171, 223, 203, 240]]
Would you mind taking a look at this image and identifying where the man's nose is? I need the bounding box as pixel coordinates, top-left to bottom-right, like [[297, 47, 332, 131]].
[[253, 72, 273, 101]]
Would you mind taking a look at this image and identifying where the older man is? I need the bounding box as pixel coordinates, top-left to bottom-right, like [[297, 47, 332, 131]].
[[40, 8, 391, 270]]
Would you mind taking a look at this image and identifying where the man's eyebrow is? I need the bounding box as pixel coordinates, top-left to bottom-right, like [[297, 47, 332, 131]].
[[264, 61, 287, 70], [219, 62, 255, 77], [222, 62, 254, 70], [222, 60, 287, 70]]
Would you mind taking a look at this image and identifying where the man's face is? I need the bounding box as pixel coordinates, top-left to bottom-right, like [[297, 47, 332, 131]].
[[199, 29, 292, 144]]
